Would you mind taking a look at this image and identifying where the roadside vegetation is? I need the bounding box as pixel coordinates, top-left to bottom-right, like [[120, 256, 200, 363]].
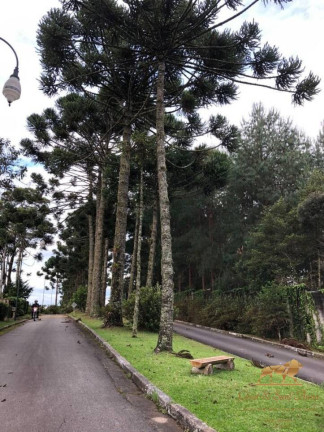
[[73, 312, 324, 432], [0, 315, 29, 330]]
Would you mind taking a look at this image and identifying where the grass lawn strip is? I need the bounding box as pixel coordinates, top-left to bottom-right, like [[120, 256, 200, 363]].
[[74, 313, 324, 432], [0, 316, 29, 330]]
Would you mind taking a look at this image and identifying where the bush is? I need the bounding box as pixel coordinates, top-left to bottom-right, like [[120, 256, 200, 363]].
[[44, 305, 62, 314], [122, 285, 161, 331], [71, 286, 87, 312], [246, 283, 290, 340], [200, 295, 245, 331], [0, 302, 10, 321], [6, 297, 29, 317], [61, 305, 73, 314], [175, 296, 205, 324]]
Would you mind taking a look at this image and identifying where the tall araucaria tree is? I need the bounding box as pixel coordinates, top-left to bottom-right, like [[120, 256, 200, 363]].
[[119, 0, 319, 352]]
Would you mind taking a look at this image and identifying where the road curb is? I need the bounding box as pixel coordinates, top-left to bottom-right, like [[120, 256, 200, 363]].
[[175, 320, 324, 361], [71, 317, 217, 432], [0, 319, 28, 332]]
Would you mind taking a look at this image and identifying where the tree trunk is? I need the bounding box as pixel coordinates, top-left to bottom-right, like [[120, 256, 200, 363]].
[[0, 246, 7, 298], [318, 248, 321, 290], [106, 121, 132, 326], [178, 274, 182, 292], [7, 248, 16, 286], [86, 170, 95, 314], [128, 207, 139, 297], [55, 278, 59, 306], [90, 176, 106, 317], [146, 197, 158, 288], [100, 238, 109, 307], [15, 246, 24, 316], [309, 259, 313, 290], [132, 167, 144, 338], [155, 60, 174, 353], [86, 214, 95, 314]]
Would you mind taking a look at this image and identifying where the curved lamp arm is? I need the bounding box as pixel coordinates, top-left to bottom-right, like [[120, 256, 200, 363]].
[[0, 36, 21, 106]]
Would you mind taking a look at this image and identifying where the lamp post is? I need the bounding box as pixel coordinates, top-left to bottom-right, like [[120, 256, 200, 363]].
[[0, 36, 21, 105]]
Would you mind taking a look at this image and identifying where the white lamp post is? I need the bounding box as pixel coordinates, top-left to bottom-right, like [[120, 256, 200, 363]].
[[0, 36, 21, 106]]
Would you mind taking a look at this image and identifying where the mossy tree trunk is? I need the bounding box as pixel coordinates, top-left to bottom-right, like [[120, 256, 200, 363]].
[[15, 244, 24, 316], [7, 248, 16, 286], [86, 214, 95, 314], [0, 246, 7, 298], [100, 238, 109, 308], [128, 207, 139, 298], [90, 174, 106, 317], [154, 60, 174, 353], [107, 121, 132, 326], [318, 248, 321, 290], [146, 197, 158, 288], [86, 171, 95, 314], [132, 167, 144, 338], [55, 278, 59, 307]]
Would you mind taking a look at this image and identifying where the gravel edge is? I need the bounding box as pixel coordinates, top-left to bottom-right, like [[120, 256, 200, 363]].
[[71, 317, 217, 432], [175, 320, 324, 360]]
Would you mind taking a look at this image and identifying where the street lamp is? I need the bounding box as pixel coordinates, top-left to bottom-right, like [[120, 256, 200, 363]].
[[0, 36, 21, 106]]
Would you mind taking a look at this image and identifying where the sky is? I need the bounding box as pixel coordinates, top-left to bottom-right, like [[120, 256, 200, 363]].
[[1, 0, 324, 304]]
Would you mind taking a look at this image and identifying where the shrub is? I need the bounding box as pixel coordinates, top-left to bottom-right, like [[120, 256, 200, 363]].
[[244, 283, 290, 340], [122, 285, 161, 331], [6, 297, 29, 317], [71, 285, 87, 312], [44, 305, 62, 314], [200, 295, 244, 331], [61, 305, 73, 314], [175, 296, 205, 324], [0, 302, 10, 321]]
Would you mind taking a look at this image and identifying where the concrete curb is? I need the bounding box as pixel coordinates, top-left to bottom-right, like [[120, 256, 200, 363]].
[[175, 320, 324, 361], [0, 319, 28, 332], [71, 317, 217, 432]]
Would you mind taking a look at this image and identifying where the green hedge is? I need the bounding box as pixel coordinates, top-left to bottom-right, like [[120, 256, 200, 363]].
[[44, 305, 62, 314], [6, 297, 29, 317], [175, 283, 321, 344]]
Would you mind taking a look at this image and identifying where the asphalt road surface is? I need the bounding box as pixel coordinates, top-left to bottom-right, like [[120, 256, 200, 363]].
[[0, 316, 182, 432], [174, 321, 324, 385]]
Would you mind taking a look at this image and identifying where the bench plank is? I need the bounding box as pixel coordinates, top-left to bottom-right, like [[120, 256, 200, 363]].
[[190, 355, 234, 369]]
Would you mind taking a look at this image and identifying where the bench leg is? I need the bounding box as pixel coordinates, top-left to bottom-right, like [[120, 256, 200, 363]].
[[214, 359, 235, 370], [191, 364, 213, 375]]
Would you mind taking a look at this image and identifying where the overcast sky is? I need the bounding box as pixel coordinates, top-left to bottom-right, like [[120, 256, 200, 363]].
[[1, 0, 323, 304]]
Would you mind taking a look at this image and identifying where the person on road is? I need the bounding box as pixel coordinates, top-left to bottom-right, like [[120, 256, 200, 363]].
[[31, 300, 40, 319]]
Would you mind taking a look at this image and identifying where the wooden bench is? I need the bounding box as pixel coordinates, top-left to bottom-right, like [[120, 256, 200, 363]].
[[190, 356, 235, 375]]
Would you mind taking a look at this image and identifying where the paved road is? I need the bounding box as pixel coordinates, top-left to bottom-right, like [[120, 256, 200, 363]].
[[0, 316, 182, 432], [174, 321, 324, 385]]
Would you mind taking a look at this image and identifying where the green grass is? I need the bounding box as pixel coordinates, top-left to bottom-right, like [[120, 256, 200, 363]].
[[0, 315, 28, 330], [74, 313, 324, 432]]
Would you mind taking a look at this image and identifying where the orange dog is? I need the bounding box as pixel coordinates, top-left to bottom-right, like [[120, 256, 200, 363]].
[[258, 359, 303, 384]]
